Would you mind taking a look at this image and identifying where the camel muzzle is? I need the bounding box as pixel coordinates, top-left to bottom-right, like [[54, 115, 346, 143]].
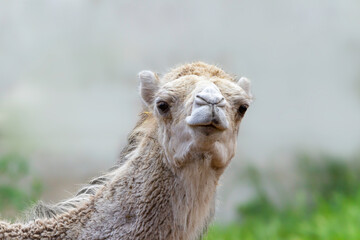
[[185, 84, 229, 131]]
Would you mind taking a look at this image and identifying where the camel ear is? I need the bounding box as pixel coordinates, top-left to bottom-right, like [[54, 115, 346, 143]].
[[237, 77, 252, 96], [138, 70, 160, 106]]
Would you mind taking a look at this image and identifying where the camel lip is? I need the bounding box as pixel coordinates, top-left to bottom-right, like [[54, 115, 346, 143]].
[[199, 124, 218, 129], [189, 123, 226, 132], [194, 124, 224, 136]]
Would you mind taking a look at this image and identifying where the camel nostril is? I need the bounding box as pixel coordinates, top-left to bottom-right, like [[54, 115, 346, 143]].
[[217, 98, 226, 107], [195, 95, 210, 105], [196, 94, 225, 106]]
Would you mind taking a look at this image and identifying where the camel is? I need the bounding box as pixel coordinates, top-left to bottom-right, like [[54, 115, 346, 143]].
[[0, 62, 252, 240]]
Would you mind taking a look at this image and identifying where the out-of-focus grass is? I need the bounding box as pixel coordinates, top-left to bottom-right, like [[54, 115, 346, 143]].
[[205, 154, 360, 240], [0, 152, 43, 219], [205, 191, 360, 240]]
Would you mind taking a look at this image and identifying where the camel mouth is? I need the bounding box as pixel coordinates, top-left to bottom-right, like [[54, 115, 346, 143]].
[[200, 123, 222, 130], [187, 118, 227, 130], [185, 107, 229, 132], [190, 123, 226, 136]]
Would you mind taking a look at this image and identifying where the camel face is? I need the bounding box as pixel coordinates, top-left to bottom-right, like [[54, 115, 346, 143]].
[[139, 63, 252, 168]]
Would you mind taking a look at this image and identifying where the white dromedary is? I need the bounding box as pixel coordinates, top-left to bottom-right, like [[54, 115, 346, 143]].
[[0, 62, 252, 240]]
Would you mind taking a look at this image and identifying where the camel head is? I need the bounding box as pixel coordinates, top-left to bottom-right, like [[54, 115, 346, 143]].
[[138, 62, 252, 170]]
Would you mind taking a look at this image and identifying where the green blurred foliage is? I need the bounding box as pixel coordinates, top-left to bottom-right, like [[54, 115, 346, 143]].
[[0, 152, 43, 219], [205, 154, 360, 240], [298, 154, 360, 199]]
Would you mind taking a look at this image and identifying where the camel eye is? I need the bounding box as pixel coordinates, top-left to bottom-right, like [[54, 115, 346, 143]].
[[238, 104, 248, 116], [157, 101, 170, 114]]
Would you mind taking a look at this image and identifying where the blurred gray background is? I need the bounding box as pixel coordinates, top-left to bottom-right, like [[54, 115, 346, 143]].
[[1, 0, 360, 222]]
